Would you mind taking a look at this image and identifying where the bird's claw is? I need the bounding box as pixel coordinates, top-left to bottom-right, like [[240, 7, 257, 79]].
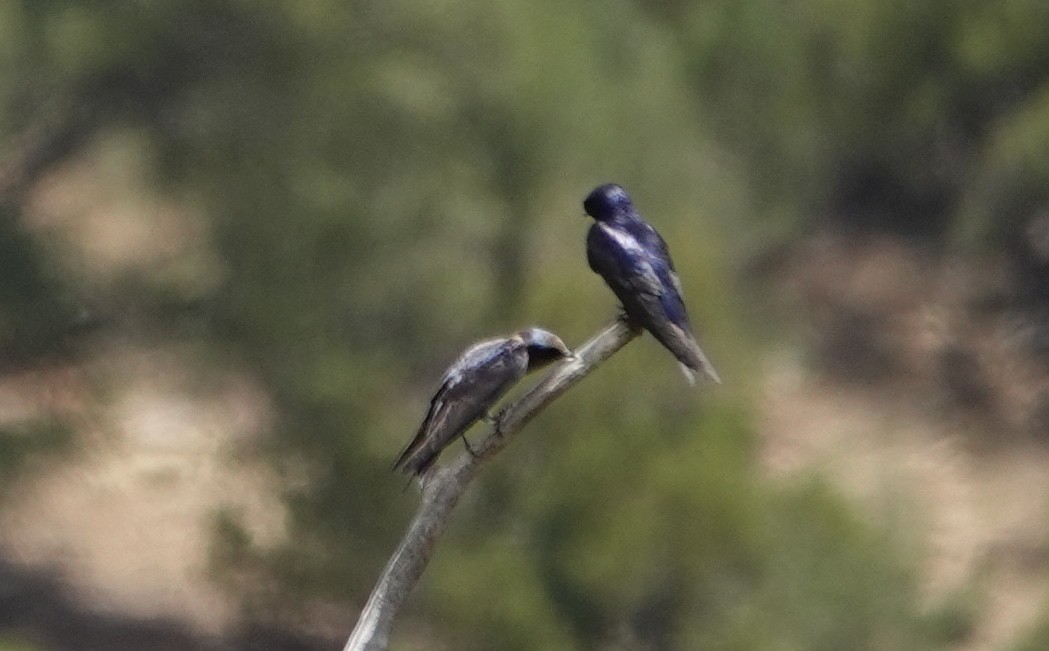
[[616, 309, 641, 332]]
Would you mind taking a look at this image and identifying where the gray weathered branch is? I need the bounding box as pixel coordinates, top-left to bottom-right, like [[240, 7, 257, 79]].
[[344, 319, 638, 651]]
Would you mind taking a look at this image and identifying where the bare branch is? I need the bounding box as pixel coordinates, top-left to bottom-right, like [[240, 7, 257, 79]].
[[344, 319, 639, 651]]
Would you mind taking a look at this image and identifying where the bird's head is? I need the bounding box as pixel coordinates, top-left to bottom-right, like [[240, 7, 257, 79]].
[[516, 327, 574, 371], [583, 183, 633, 221]]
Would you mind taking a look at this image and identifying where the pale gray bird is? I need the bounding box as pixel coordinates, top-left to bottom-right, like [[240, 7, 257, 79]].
[[393, 328, 573, 476]]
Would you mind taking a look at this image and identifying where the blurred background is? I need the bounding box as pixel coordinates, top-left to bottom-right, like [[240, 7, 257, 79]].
[[2, 1, 1049, 649]]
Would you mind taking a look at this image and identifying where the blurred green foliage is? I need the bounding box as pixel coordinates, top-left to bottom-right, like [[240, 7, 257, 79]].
[[0, 203, 76, 363], [0, 636, 42, 651], [646, 0, 1049, 247], [1014, 614, 1049, 651], [0, 420, 71, 496], [5, 0, 1049, 648]]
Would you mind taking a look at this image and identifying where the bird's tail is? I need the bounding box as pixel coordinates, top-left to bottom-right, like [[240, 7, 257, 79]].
[[681, 342, 721, 386], [679, 363, 697, 386]]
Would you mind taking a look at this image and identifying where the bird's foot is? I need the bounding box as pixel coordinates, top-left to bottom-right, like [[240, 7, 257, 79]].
[[616, 309, 642, 333]]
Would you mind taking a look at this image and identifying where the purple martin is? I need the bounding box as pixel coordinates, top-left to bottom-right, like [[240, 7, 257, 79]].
[[584, 183, 721, 385], [393, 327, 573, 477]]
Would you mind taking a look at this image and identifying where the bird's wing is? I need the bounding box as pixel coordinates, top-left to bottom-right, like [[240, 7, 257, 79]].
[[652, 231, 686, 298], [588, 222, 685, 323], [393, 341, 525, 474], [627, 219, 686, 295], [628, 219, 673, 262]]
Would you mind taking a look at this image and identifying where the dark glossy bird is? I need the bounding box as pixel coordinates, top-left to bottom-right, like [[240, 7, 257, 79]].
[[584, 183, 721, 385], [393, 327, 573, 476]]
